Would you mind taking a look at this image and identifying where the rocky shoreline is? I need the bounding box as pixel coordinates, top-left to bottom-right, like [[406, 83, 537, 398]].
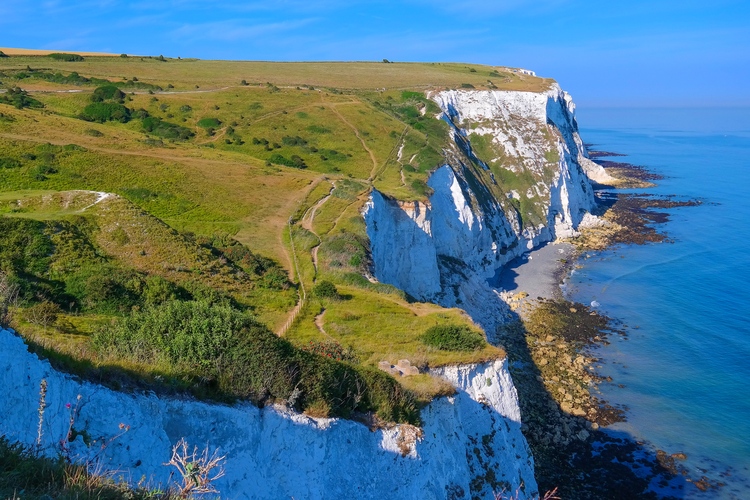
[[499, 151, 707, 499]]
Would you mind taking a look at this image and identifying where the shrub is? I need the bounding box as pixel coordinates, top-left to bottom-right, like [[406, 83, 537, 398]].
[[312, 280, 339, 300], [281, 135, 307, 147], [421, 324, 485, 351], [84, 128, 104, 137], [91, 85, 125, 103], [79, 102, 131, 123], [268, 153, 307, 169], [142, 116, 194, 140], [303, 340, 357, 362], [0, 50, 8, 58], [0, 157, 21, 169], [48, 53, 84, 62], [24, 300, 61, 327], [197, 117, 222, 128], [93, 300, 419, 423], [0, 87, 43, 109]]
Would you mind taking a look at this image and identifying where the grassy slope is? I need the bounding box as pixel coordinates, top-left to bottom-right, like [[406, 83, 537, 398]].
[[0, 54, 547, 407]]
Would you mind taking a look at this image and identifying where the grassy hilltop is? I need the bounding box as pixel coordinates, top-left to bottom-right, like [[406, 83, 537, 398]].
[[0, 51, 551, 423]]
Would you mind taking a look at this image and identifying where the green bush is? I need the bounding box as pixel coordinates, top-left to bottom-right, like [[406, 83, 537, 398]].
[[48, 53, 84, 62], [141, 116, 194, 140], [313, 280, 339, 300], [0, 87, 43, 109], [0, 157, 21, 169], [91, 85, 125, 103], [84, 128, 104, 137], [197, 117, 222, 128], [421, 324, 485, 351], [79, 102, 131, 123], [268, 153, 307, 169], [93, 300, 419, 423]]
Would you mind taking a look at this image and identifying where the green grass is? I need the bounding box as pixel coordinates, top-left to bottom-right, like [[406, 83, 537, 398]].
[[0, 437, 166, 499]]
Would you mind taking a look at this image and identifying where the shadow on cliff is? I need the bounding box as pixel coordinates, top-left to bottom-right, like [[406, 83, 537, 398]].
[[498, 306, 691, 500]]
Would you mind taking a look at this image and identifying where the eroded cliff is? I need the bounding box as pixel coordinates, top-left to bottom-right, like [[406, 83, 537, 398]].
[[0, 328, 538, 499], [365, 85, 602, 337]]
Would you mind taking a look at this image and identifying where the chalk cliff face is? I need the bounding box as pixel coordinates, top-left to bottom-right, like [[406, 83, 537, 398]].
[[0, 328, 538, 499], [365, 85, 601, 336]]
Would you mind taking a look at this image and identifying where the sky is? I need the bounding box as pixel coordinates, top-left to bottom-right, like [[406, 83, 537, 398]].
[[1, 0, 749, 107]]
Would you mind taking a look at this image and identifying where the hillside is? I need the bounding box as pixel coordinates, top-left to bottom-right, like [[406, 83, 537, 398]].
[[0, 54, 539, 414]]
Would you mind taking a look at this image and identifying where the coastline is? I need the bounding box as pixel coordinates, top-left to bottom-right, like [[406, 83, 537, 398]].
[[499, 152, 705, 499]]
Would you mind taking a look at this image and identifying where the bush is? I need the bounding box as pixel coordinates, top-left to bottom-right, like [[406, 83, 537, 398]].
[[48, 53, 84, 62], [313, 280, 339, 300], [79, 102, 131, 123], [268, 153, 306, 169], [0, 157, 21, 169], [0, 87, 43, 109], [421, 324, 485, 351], [0, 50, 8, 58], [91, 85, 125, 103], [24, 300, 61, 327], [197, 117, 222, 128], [302, 340, 357, 363], [142, 116, 194, 140], [93, 300, 419, 423], [281, 135, 307, 147], [84, 128, 104, 137]]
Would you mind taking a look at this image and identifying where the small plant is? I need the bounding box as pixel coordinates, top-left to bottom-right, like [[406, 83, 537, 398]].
[[421, 324, 485, 351], [303, 340, 357, 362], [165, 438, 226, 496], [48, 53, 84, 62], [84, 128, 104, 137], [25, 300, 61, 328]]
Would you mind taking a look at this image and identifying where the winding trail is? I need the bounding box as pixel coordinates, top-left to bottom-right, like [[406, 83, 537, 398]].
[[300, 182, 335, 275], [325, 103, 379, 181]]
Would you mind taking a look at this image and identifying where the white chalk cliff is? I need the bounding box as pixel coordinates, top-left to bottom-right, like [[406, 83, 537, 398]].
[[0, 328, 538, 499], [365, 85, 602, 337]]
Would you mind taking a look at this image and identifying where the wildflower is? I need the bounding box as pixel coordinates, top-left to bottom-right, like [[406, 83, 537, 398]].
[[65, 403, 71, 409]]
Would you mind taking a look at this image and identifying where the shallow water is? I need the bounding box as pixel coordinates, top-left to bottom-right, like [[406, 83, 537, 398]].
[[567, 107, 750, 499]]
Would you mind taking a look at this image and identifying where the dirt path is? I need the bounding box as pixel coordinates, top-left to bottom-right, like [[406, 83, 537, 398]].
[[300, 182, 334, 275], [325, 103, 379, 180], [314, 308, 328, 336]]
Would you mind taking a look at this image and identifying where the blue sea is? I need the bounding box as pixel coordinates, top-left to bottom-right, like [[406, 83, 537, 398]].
[[568, 107, 750, 498]]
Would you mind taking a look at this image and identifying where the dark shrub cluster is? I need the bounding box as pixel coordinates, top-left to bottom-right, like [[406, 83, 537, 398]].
[[48, 53, 84, 62], [80, 102, 131, 123], [93, 300, 419, 423], [421, 324, 486, 351], [0, 87, 43, 109]]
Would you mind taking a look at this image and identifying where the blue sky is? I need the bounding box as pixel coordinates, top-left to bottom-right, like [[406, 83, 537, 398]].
[[2, 0, 749, 107]]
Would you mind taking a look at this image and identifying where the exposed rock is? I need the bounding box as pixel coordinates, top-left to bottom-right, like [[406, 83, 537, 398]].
[[0, 328, 538, 499]]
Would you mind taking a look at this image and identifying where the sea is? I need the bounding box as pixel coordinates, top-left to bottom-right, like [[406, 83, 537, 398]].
[[568, 106, 750, 498]]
